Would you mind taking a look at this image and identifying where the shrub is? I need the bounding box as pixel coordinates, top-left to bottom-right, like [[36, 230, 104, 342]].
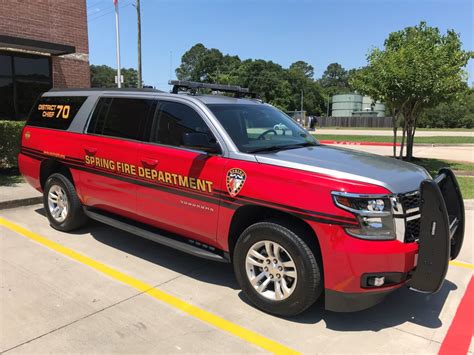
[[0, 120, 25, 168]]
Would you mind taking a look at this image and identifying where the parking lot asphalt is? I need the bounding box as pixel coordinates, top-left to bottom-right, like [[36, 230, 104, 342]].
[[1, 205, 473, 354]]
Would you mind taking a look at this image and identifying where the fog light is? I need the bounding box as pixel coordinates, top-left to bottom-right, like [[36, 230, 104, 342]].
[[368, 276, 385, 287]]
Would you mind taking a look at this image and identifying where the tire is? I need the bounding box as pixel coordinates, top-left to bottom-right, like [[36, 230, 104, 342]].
[[43, 173, 88, 232], [233, 221, 322, 317]]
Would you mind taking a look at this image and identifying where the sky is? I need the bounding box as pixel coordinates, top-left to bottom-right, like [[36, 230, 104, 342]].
[[87, 0, 473, 90]]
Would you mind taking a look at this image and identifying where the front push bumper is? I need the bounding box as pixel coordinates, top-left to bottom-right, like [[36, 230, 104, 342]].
[[326, 168, 465, 312], [408, 168, 465, 292]]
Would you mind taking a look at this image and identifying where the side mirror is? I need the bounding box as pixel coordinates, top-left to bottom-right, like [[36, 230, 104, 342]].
[[182, 132, 221, 154]]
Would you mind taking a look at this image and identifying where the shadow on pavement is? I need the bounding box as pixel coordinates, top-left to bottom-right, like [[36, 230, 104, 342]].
[[34, 207, 238, 290], [34, 207, 457, 332]]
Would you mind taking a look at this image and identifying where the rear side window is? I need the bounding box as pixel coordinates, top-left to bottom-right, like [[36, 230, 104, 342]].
[[88, 97, 155, 141], [27, 96, 87, 130]]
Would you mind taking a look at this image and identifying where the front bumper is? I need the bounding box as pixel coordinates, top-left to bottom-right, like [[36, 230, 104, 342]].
[[324, 168, 464, 312]]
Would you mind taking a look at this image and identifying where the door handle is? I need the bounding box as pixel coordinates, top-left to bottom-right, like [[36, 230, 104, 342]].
[[85, 147, 97, 155], [141, 158, 158, 167]]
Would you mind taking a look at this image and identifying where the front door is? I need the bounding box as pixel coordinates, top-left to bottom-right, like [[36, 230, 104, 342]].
[[136, 99, 225, 245]]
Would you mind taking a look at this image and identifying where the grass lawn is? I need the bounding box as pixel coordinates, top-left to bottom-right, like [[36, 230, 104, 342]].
[[313, 134, 474, 145], [409, 158, 474, 199]]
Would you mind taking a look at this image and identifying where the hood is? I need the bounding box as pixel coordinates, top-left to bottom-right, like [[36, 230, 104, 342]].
[[254, 145, 430, 194]]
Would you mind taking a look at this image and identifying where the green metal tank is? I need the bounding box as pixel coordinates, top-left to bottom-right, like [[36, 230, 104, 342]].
[[331, 94, 363, 117]]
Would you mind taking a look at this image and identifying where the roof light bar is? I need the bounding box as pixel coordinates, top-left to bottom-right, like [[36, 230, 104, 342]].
[[169, 80, 258, 98]]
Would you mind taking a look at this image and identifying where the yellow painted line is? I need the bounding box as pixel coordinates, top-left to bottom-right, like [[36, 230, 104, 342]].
[[450, 260, 474, 270], [0, 217, 298, 355]]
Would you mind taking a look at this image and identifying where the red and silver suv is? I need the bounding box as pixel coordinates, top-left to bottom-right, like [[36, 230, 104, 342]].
[[19, 81, 465, 316]]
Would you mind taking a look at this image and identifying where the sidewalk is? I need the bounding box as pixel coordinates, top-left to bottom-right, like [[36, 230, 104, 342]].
[[0, 182, 42, 210]]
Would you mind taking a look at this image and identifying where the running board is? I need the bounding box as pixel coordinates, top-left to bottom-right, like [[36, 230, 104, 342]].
[[83, 208, 228, 263]]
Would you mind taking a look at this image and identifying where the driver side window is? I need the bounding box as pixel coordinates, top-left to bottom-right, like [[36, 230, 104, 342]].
[[151, 101, 218, 151]]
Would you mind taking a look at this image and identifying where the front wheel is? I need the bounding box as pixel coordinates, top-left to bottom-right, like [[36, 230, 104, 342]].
[[233, 221, 322, 316], [44, 173, 87, 232]]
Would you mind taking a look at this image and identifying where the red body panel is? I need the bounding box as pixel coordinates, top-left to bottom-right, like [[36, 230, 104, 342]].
[[136, 143, 226, 244], [19, 125, 419, 296]]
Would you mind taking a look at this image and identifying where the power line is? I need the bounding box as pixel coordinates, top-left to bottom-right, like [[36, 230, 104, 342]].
[[89, 2, 132, 22]]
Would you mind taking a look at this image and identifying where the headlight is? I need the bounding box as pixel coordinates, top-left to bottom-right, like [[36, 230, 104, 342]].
[[332, 192, 395, 240]]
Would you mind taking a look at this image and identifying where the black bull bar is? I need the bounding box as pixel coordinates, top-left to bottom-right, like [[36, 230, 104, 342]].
[[408, 168, 465, 293]]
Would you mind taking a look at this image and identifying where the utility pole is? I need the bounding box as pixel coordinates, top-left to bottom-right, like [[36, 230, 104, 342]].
[[114, 0, 122, 88], [136, 0, 142, 88], [326, 95, 330, 117], [300, 89, 304, 124]]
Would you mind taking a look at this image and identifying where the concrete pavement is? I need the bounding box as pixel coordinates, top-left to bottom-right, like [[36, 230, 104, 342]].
[[0, 181, 41, 209], [1, 204, 472, 353], [315, 129, 474, 137]]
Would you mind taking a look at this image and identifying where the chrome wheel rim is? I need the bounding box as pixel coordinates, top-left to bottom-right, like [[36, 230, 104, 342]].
[[245, 240, 297, 301], [47, 185, 68, 223]]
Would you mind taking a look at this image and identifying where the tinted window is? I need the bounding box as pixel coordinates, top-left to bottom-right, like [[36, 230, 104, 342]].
[[27, 96, 87, 130], [14, 56, 50, 79], [0, 55, 12, 76], [16, 80, 52, 118], [0, 77, 14, 119], [0, 52, 52, 121], [88, 98, 155, 141], [152, 101, 213, 148]]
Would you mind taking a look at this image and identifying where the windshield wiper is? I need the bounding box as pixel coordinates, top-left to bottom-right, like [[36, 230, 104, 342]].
[[248, 142, 317, 154]]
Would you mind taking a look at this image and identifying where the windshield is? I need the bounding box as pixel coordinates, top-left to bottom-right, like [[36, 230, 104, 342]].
[[207, 104, 318, 153]]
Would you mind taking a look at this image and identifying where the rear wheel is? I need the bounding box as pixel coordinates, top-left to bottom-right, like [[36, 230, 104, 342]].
[[44, 173, 87, 231], [233, 221, 322, 316]]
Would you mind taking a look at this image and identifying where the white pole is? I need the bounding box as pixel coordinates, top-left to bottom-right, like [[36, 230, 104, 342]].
[[114, 1, 122, 88]]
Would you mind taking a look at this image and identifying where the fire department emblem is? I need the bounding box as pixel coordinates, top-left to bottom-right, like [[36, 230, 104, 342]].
[[24, 131, 31, 140], [226, 168, 246, 197]]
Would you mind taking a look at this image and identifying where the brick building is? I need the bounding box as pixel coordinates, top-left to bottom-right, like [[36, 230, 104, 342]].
[[0, 0, 90, 120]]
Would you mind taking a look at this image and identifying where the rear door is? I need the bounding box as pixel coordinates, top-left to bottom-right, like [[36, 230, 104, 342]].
[[136, 99, 226, 245], [79, 96, 156, 219]]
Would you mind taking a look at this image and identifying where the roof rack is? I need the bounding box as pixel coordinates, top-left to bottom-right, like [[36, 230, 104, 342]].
[[48, 87, 164, 93], [169, 80, 259, 99]]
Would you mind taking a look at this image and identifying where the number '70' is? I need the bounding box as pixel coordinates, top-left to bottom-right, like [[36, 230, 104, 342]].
[[55, 105, 71, 119]]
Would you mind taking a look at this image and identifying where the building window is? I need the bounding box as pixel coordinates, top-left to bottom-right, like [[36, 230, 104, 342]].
[[0, 52, 52, 121]]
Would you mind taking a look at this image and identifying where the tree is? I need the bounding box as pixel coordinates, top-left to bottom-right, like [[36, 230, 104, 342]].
[[420, 87, 474, 128], [287, 62, 324, 115], [234, 59, 292, 109], [350, 22, 472, 160], [90, 65, 141, 88], [175, 44, 326, 115], [175, 43, 208, 81], [289, 61, 314, 79], [320, 63, 348, 89], [175, 43, 241, 83]]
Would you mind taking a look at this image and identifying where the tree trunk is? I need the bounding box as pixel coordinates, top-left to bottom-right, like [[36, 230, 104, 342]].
[[406, 125, 414, 160], [392, 117, 397, 157], [399, 125, 406, 159], [406, 104, 421, 161]]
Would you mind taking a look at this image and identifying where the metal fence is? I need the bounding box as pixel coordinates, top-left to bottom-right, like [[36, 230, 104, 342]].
[[315, 116, 393, 128]]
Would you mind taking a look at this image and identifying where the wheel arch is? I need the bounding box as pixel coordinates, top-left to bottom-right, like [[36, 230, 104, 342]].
[[40, 159, 74, 189], [228, 204, 322, 264]]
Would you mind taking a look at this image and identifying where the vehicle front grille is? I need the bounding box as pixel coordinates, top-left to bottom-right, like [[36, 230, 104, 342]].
[[399, 191, 421, 243], [400, 191, 421, 211], [405, 218, 421, 243]]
